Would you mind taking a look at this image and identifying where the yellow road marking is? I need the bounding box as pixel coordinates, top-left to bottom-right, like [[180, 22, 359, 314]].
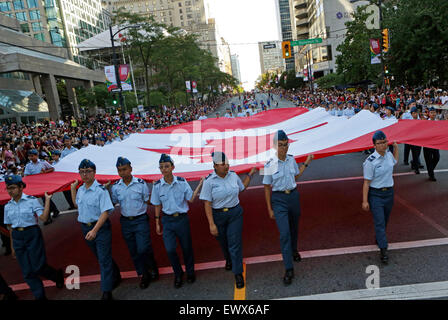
[[234, 262, 246, 300]]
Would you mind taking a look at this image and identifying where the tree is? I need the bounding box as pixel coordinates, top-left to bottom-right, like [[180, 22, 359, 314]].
[[315, 73, 345, 89]]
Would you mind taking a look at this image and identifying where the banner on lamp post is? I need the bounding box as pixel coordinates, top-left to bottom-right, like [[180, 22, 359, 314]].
[[192, 80, 198, 93], [105, 66, 118, 92], [370, 39, 381, 64], [186, 81, 191, 92], [119, 64, 132, 91]]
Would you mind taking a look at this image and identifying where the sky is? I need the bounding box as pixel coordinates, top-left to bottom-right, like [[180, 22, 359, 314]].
[[207, 0, 282, 91]]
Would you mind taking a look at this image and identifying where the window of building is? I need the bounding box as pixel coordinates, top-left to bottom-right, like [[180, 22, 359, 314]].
[[178, 2, 181, 6], [13, 0, 25, 10], [31, 21, 42, 31], [179, 9, 182, 13], [16, 12, 28, 21], [185, 0, 191, 5], [20, 23, 30, 32], [29, 9, 40, 20], [33, 32, 45, 41], [180, 15, 183, 20], [44, 0, 54, 7], [27, 0, 38, 8], [187, 14, 192, 19], [0, 1, 12, 11]]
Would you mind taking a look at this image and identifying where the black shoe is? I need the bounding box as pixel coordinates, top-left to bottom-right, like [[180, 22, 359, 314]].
[[68, 206, 76, 210], [419, 165, 424, 169], [235, 274, 244, 289], [149, 268, 159, 281], [112, 272, 122, 290], [139, 272, 150, 289], [101, 291, 113, 300], [3, 288, 18, 301], [55, 269, 64, 289], [293, 252, 301, 262], [4, 247, 11, 256], [186, 273, 196, 284], [225, 260, 232, 271], [429, 176, 437, 182], [174, 273, 184, 288], [44, 217, 53, 225], [414, 169, 420, 174], [52, 211, 60, 219], [380, 248, 389, 264], [403, 161, 409, 165], [283, 269, 294, 286]]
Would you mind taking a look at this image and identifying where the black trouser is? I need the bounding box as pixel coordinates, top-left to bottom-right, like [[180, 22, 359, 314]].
[[63, 190, 75, 209], [423, 147, 440, 178], [410, 145, 422, 170], [0, 205, 11, 252], [0, 272, 12, 295], [403, 144, 411, 163], [39, 198, 59, 215]]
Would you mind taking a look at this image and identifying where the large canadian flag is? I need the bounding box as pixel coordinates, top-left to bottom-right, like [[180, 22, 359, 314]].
[[1, 107, 447, 203]]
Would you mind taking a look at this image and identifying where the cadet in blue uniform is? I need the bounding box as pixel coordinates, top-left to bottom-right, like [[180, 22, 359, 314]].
[[409, 106, 423, 174], [24, 149, 59, 224], [151, 154, 204, 288], [263, 130, 313, 285], [423, 107, 440, 181], [362, 131, 399, 264], [199, 151, 257, 289], [3, 175, 63, 300], [60, 135, 79, 158], [110, 157, 159, 290], [70, 159, 121, 300]]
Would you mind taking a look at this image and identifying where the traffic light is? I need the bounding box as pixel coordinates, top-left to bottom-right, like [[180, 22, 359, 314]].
[[112, 94, 117, 105], [382, 28, 389, 53], [282, 41, 291, 59]]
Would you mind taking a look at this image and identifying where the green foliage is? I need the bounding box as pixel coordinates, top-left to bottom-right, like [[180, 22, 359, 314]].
[[173, 90, 188, 106], [149, 91, 168, 106], [315, 73, 345, 89]]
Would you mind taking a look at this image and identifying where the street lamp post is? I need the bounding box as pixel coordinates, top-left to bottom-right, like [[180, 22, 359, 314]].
[[109, 24, 140, 111]]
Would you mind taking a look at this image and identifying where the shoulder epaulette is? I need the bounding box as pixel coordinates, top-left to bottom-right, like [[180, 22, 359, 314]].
[[137, 178, 144, 184], [367, 155, 376, 162], [205, 173, 212, 180], [154, 180, 161, 185], [265, 158, 273, 166], [99, 185, 106, 190], [177, 176, 185, 181], [27, 195, 36, 199], [113, 180, 120, 185]]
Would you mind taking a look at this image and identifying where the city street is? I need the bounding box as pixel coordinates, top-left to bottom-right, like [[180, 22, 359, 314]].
[[1, 96, 447, 300]]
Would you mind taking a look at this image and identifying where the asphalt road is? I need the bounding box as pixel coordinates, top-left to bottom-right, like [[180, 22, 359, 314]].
[[1, 95, 448, 302]]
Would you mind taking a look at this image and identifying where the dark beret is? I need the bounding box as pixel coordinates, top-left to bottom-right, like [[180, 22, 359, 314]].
[[5, 175, 23, 186], [78, 159, 96, 170], [159, 153, 173, 164], [211, 151, 228, 164], [273, 130, 288, 142], [372, 130, 387, 143], [28, 149, 38, 155], [116, 157, 131, 167]]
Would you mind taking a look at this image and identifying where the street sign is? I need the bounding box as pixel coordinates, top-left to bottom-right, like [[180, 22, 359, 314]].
[[291, 38, 323, 46], [263, 44, 276, 49]]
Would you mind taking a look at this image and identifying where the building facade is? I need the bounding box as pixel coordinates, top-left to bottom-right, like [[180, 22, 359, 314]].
[[230, 54, 241, 85], [258, 41, 285, 75], [276, 0, 297, 72]]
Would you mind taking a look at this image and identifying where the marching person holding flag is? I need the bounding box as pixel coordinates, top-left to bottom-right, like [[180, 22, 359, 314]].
[[150, 154, 203, 288], [110, 157, 159, 290], [263, 130, 313, 286], [200, 151, 257, 289]]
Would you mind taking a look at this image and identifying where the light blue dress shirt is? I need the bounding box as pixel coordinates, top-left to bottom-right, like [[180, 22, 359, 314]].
[[24, 159, 53, 176], [4, 193, 43, 228], [363, 150, 397, 188], [343, 107, 355, 117], [76, 180, 114, 223], [262, 154, 299, 191], [61, 146, 78, 158], [401, 112, 413, 120], [150, 176, 193, 214], [200, 171, 244, 209], [111, 176, 150, 217]]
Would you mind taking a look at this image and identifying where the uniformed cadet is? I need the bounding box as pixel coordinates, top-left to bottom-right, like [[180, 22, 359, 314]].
[[362, 131, 399, 264], [80, 136, 91, 148], [423, 107, 440, 181], [24, 149, 59, 224], [70, 159, 121, 300], [151, 154, 204, 288], [199, 151, 257, 289], [0, 272, 18, 300], [3, 175, 64, 300], [110, 157, 159, 290], [61, 135, 78, 158], [263, 130, 313, 285], [50, 149, 61, 166], [409, 106, 423, 174]]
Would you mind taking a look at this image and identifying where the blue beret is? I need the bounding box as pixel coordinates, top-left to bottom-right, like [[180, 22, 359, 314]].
[[372, 130, 387, 143], [5, 175, 23, 186], [387, 106, 395, 112], [52, 150, 61, 155], [211, 151, 228, 164], [63, 135, 71, 140], [116, 157, 131, 167], [373, 103, 379, 110], [274, 130, 288, 142], [428, 107, 435, 111], [78, 159, 96, 170], [28, 149, 38, 155], [82, 136, 88, 140], [159, 153, 173, 164], [410, 107, 418, 113], [119, 130, 124, 134]]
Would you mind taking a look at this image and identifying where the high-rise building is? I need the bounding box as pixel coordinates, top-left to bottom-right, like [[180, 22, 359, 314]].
[[230, 54, 241, 85], [293, 0, 369, 78], [103, 0, 224, 65], [0, 0, 111, 67], [275, 0, 297, 72], [258, 41, 285, 75]]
